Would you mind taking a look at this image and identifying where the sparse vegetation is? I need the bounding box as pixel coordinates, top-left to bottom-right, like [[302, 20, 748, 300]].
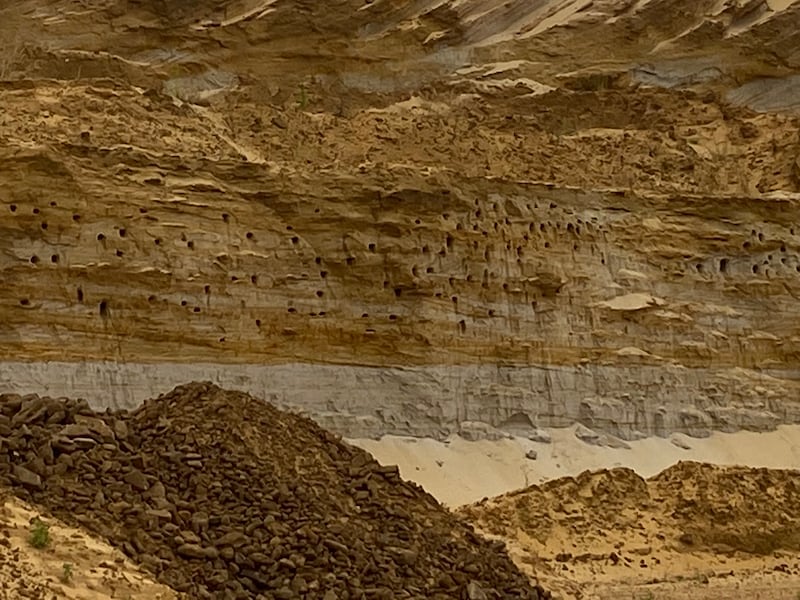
[[28, 517, 50, 549], [60, 562, 73, 583], [296, 84, 309, 109]]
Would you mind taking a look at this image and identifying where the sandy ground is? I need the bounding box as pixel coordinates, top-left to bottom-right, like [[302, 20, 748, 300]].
[[350, 424, 800, 507], [354, 430, 800, 599], [459, 462, 800, 600], [0, 495, 180, 600]]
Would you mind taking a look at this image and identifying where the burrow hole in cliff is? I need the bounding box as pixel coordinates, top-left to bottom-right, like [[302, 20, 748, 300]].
[[255, 319, 261, 327], [446, 235, 453, 249], [99, 300, 108, 317], [222, 213, 230, 223], [9, 204, 16, 212], [181, 300, 188, 307], [118, 228, 126, 238], [251, 275, 258, 284], [316, 290, 324, 298], [389, 314, 397, 321], [458, 319, 466, 333], [187, 241, 194, 250], [72, 214, 80, 222], [320, 270, 328, 278], [288, 307, 296, 313], [346, 257, 355, 266], [32, 208, 39, 215], [743, 241, 751, 249], [97, 233, 105, 241], [40, 222, 48, 230], [19, 298, 29, 306], [451, 296, 458, 303], [77, 287, 83, 302], [752, 264, 759, 274], [51, 254, 58, 264], [426, 267, 434, 273], [154, 238, 161, 246], [315, 257, 322, 265], [291, 236, 299, 245], [204, 285, 211, 294], [246, 232, 254, 240], [719, 258, 728, 273], [394, 288, 402, 298], [368, 243, 376, 252], [115, 250, 124, 257], [781, 244, 787, 252], [30, 255, 39, 264], [193, 307, 200, 313]]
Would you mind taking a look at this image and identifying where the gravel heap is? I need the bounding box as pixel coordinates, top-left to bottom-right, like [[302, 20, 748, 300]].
[[0, 382, 549, 599]]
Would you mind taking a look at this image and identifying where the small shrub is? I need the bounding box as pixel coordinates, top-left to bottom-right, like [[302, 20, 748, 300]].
[[28, 517, 50, 549], [60, 562, 73, 583]]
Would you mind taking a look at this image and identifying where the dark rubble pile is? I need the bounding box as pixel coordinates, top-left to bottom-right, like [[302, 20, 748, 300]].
[[0, 382, 549, 599]]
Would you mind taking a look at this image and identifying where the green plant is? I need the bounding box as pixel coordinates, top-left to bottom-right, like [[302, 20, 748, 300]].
[[60, 562, 73, 583], [296, 84, 308, 109], [28, 517, 50, 549]]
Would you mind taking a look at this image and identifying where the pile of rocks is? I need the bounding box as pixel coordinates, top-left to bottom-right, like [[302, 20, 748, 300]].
[[0, 383, 549, 599]]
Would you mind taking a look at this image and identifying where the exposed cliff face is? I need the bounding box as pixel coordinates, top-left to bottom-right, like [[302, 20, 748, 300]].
[[2, 0, 800, 439]]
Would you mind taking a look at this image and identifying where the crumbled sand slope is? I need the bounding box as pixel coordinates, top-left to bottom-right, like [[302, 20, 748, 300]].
[[460, 462, 800, 599], [351, 424, 800, 507], [0, 495, 179, 600]]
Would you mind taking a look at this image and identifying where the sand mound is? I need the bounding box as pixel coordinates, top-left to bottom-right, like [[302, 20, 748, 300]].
[[0, 382, 548, 599], [460, 462, 800, 598], [0, 494, 178, 599]]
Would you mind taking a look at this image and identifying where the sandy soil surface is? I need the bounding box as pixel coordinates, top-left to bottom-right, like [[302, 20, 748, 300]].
[[352, 424, 800, 507], [459, 462, 800, 600], [0, 494, 179, 600]]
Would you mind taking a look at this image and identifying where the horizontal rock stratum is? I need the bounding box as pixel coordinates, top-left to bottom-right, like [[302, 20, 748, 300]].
[[2, 0, 800, 439]]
